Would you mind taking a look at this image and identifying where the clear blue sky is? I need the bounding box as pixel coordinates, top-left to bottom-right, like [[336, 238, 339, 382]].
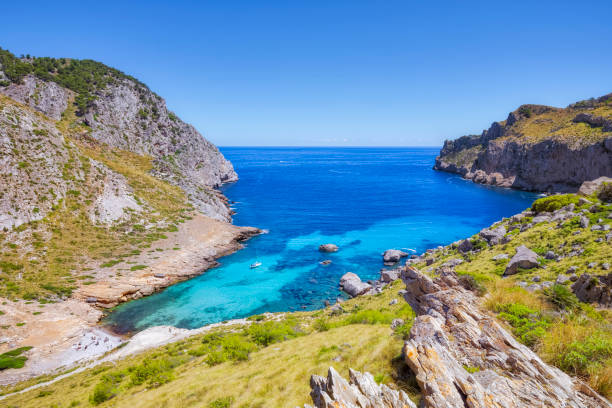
[[2, 1, 611, 146]]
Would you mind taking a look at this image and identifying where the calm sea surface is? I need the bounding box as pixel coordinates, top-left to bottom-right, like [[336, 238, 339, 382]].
[[105, 147, 538, 333]]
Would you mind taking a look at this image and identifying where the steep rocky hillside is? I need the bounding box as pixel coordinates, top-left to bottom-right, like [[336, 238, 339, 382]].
[[2, 188, 610, 407], [0, 47, 235, 220], [435, 93, 612, 192]]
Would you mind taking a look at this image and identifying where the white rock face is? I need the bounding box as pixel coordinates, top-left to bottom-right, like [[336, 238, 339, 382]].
[[89, 165, 142, 224], [339, 272, 371, 297], [0, 75, 71, 120]]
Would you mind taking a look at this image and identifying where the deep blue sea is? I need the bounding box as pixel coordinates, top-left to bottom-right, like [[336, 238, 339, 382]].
[[105, 147, 538, 333]]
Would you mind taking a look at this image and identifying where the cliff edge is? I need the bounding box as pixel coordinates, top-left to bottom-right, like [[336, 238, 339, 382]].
[[434, 94, 612, 192]]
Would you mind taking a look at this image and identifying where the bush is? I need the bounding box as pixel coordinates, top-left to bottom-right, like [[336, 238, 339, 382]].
[[246, 320, 301, 346], [344, 309, 394, 325], [496, 303, 550, 347], [531, 194, 579, 213], [129, 356, 182, 387], [0, 346, 33, 370], [90, 372, 124, 405], [557, 331, 612, 375], [544, 284, 579, 310]]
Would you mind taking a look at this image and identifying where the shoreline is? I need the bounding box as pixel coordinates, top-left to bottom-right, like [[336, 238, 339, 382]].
[[0, 214, 260, 385]]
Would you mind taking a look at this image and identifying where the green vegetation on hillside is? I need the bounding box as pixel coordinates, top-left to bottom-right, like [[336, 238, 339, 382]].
[[0, 98, 191, 300], [0, 46, 151, 115], [0, 281, 418, 407]]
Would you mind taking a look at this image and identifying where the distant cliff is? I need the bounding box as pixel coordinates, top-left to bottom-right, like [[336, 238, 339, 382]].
[[434, 94, 612, 192], [0, 47, 235, 221]]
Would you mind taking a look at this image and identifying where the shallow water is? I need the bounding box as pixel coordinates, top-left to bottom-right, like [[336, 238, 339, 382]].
[[105, 147, 538, 333]]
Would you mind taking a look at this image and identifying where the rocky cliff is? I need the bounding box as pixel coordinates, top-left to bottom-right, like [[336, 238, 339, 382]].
[[0, 47, 235, 220], [434, 95, 612, 192]]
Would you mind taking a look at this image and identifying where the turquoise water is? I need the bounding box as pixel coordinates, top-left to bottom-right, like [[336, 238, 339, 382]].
[[105, 147, 538, 333]]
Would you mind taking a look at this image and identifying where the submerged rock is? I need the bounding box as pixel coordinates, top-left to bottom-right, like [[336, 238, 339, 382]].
[[319, 243, 339, 253]]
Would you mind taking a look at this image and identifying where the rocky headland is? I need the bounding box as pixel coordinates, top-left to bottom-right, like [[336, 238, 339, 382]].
[[0, 47, 259, 382], [434, 93, 612, 192]]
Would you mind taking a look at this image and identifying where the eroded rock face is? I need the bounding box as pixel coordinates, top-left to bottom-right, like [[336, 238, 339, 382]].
[[84, 80, 236, 221], [308, 367, 416, 408], [434, 95, 612, 193], [571, 273, 612, 306], [0, 75, 70, 120], [401, 267, 610, 408]]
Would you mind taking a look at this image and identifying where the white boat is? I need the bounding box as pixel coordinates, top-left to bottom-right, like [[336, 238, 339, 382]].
[[250, 262, 262, 269]]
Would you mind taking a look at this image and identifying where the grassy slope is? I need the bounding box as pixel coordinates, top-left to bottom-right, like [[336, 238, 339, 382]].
[[0, 96, 192, 301], [1, 280, 417, 407], [501, 101, 612, 146]]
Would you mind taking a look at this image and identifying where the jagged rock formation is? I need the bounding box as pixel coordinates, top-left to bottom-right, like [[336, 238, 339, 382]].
[[434, 94, 612, 193], [308, 267, 611, 407], [0, 49, 235, 221], [307, 367, 416, 408], [401, 267, 610, 408]]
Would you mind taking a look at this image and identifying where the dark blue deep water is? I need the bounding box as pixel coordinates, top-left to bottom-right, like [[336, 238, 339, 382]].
[[105, 147, 538, 333]]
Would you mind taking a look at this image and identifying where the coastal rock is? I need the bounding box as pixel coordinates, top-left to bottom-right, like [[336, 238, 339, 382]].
[[380, 268, 401, 283], [382, 249, 408, 264], [457, 239, 473, 253], [479, 226, 506, 245], [319, 260, 332, 266], [399, 267, 609, 408], [492, 253, 509, 261], [580, 215, 590, 228], [339, 272, 371, 297], [504, 245, 539, 275], [308, 367, 416, 408], [319, 244, 339, 253]]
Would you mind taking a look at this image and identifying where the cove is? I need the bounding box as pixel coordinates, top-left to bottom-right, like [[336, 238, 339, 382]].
[[104, 147, 538, 333]]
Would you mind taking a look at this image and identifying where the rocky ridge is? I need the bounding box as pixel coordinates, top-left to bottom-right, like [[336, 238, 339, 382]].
[[311, 267, 610, 408], [434, 94, 612, 192], [0, 48, 235, 221]]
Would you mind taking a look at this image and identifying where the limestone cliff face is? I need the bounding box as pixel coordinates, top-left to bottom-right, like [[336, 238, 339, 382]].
[[0, 58, 235, 221], [435, 95, 612, 193], [82, 79, 236, 220]]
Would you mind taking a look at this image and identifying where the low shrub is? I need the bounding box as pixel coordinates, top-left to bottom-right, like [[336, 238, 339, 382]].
[[344, 309, 394, 325], [246, 319, 301, 346], [0, 346, 33, 370], [496, 303, 551, 347], [544, 284, 579, 310], [531, 194, 578, 213], [209, 396, 234, 408]]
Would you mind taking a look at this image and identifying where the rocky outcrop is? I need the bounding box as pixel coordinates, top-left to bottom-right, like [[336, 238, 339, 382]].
[[319, 243, 339, 253], [383, 249, 409, 265], [504, 245, 539, 275], [579, 176, 612, 196], [307, 367, 416, 408], [571, 273, 612, 306], [0, 75, 71, 120], [307, 267, 609, 407], [339, 272, 371, 297], [400, 267, 609, 408], [434, 94, 612, 193]]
